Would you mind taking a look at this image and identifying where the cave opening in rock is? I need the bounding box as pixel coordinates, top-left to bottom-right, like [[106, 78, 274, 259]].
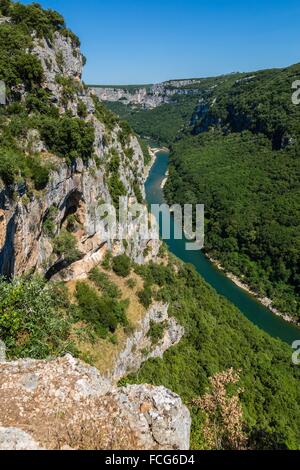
[[60, 189, 85, 230]]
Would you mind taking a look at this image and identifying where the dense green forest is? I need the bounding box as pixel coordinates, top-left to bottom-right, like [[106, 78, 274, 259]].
[[104, 73, 247, 146], [105, 96, 199, 146], [122, 257, 300, 450], [164, 64, 300, 320], [107, 64, 300, 319]]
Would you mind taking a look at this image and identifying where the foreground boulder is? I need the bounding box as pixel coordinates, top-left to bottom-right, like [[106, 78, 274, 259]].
[[0, 355, 191, 450]]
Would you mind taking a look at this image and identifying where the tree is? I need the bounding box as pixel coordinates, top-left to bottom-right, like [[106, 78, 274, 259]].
[[112, 254, 131, 278]]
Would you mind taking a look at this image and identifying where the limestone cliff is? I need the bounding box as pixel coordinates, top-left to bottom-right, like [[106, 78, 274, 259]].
[[0, 7, 189, 451], [0, 29, 159, 278], [91, 80, 203, 109], [0, 355, 191, 450], [111, 302, 184, 382]]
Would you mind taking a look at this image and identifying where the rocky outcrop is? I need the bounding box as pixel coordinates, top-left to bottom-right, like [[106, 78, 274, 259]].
[[0, 355, 191, 450], [0, 29, 160, 278], [91, 80, 203, 109], [91, 85, 171, 109], [111, 302, 184, 382]]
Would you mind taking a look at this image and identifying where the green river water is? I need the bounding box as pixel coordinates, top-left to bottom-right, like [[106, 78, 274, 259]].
[[145, 150, 300, 345]]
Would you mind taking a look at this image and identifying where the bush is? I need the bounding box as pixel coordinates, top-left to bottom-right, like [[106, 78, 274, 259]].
[[89, 268, 121, 298], [75, 282, 128, 336], [53, 230, 81, 262], [43, 205, 59, 238], [0, 276, 75, 359], [138, 284, 152, 308], [112, 254, 131, 278], [126, 278, 137, 289], [147, 320, 165, 345], [39, 116, 95, 163]]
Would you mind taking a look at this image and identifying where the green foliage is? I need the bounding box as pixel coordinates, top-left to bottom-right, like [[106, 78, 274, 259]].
[[107, 149, 120, 173], [89, 267, 121, 298], [53, 229, 81, 262], [133, 180, 143, 203], [147, 320, 165, 345], [138, 138, 151, 166], [43, 205, 59, 238], [2, 1, 79, 45], [165, 131, 300, 318], [77, 100, 88, 118], [38, 115, 95, 163], [0, 275, 76, 359], [112, 254, 131, 278], [0, 146, 50, 189], [126, 278, 137, 289], [55, 75, 83, 106], [124, 259, 300, 450], [102, 252, 112, 270], [75, 282, 128, 336], [105, 95, 199, 146], [138, 284, 152, 308], [92, 95, 119, 131], [108, 174, 127, 211], [0, 1, 91, 192]]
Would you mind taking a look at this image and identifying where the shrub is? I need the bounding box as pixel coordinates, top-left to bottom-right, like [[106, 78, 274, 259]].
[[108, 174, 126, 211], [147, 320, 166, 345], [53, 230, 81, 262], [77, 100, 88, 118], [89, 268, 121, 298], [112, 254, 131, 278], [75, 282, 128, 336], [126, 278, 137, 289], [138, 284, 152, 308], [39, 116, 95, 163], [0, 276, 75, 359], [102, 252, 111, 270], [43, 205, 59, 238]]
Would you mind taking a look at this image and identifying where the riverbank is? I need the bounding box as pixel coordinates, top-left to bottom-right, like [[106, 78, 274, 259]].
[[161, 169, 169, 189], [144, 146, 169, 180], [206, 254, 300, 327]]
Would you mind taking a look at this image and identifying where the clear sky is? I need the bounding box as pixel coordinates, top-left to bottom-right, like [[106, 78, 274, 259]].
[[22, 0, 300, 85]]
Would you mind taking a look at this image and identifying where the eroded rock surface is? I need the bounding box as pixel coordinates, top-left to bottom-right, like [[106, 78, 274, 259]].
[[0, 355, 191, 450], [0, 30, 160, 279], [111, 302, 185, 381]]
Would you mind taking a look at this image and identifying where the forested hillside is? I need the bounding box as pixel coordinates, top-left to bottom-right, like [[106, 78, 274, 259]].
[[164, 64, 300, 320], [105, 65, 300, 319], [124, 256, 300, 450]]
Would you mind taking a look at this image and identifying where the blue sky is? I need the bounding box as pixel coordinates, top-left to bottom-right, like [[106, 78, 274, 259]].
[[22, 0, 300, 84]]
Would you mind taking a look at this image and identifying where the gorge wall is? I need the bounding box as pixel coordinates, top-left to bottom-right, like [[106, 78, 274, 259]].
[[91, 80, 203, 109], [0, 4, 190, 451], [0, 29, 160, 279]]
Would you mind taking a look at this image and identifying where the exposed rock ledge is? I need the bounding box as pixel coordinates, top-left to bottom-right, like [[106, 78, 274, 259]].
[[0, 355, 191, 450], [111, 302, 184, 382]]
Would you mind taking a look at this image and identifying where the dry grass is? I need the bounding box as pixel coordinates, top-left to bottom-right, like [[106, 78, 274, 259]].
[[66, 267, 146, 375]]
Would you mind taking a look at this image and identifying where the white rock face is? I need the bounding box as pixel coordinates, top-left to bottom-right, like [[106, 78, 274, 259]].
[[0, 355, 191, 450], [0, 31, 160, 278], [111, 302, 185, 382], [91, 79, 202, 109], [0, 428, 42, 450], [32, 31, 83, 111]]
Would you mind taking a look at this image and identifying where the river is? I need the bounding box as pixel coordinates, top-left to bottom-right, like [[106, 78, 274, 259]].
[[145, 150, 300, 345]]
